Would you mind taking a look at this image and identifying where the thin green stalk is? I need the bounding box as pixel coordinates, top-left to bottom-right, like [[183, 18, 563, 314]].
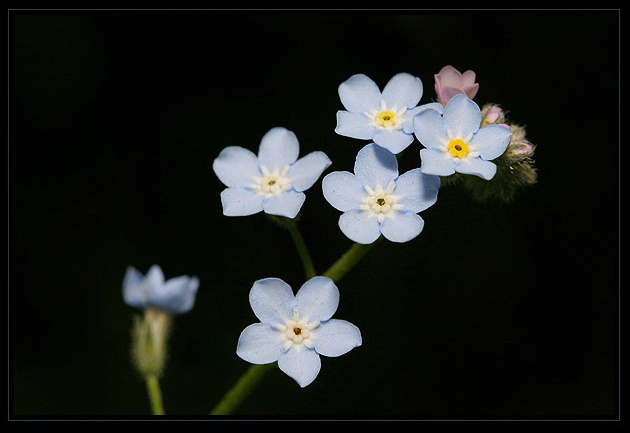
[[285, 219, 316, 279], [323, 240, 379, 282], [210, 363, 276, 415], [145, 374, 165, 415]]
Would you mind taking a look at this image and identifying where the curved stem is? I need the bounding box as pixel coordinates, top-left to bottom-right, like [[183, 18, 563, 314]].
[[145, 374, 165, 415], [323, 239, 379, 282], [285, 219, 317, 279], [209, 363, 276, 415]]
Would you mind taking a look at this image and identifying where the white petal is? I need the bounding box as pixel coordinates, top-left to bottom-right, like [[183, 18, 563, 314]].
[[443, 94, 481, 139], [419, 148, 456, 177], [335, 110, 376, 139], [258, 127, 300, 170], [469, 124, 513, 161], [295, 276, 339, 322], [220, 188, 264, 216], [322, 171, 366, 212], [338, 209, 381, 244], [313, 319, 362, 357], [394, 168, 440, 213], [249, 278, 296, 325], [456, 157, 497, 180], [338, 74, 381, 113], [372, 129, 414, 154], [236, 323, 286, 364], [278, 346, 321, 388], [289, 151, 332, 192], [413, 109, 448, 150], [353, 143, 398, 190], [379, 211, 425, 243], [212, 146, 261, 188], [262, 190, 306, 219], [382, 72, 423, 109]]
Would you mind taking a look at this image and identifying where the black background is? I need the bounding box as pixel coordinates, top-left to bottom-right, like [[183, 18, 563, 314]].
[[9, 7, 620, 419]]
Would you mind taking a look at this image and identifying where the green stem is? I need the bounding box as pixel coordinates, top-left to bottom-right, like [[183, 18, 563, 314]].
[[145, 374, 165, 415], [209, 363, 276, 415], [285, 219, 317, 279], [323, 239, 379, 282]]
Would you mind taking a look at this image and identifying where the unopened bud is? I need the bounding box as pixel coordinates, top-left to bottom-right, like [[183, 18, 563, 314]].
[[131, 309, 172, 377]]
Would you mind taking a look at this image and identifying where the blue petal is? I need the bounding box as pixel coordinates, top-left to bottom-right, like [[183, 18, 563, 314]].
[[382, 72, 423, 109], [258, 127, 300, 171], [338, 74, 381, 113], [237, 323, 286, 364], [380, 211, 425, 243], [456, 157, 497, 180], [338, 209, 381, 244], [249, 278, 296, 325], [443, 94, 481, 139], [313, 319, 362, 357], [420, 148, 456, 177], [212, 146, 261, 188], [220, 188, 264, 216], [288, 151, 332, 192], [402, 103, 442, 134], [372, 129, 414, 154], [295, 276, 339, 322], [123, 266, 147, 308], [354, 143, 398, 190], [469, 124, 513, 161], [335, 110, 376, 139], [278, 346, 321, 388], [153, 275, 199, 314], [262, 190, 305, 218], [394, 168, 441, 213], [322, 171, 366, 212], [413, 109, 448, 150]]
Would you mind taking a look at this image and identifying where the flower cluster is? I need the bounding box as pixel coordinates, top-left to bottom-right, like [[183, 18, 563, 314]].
[[123, 65, 536, 395]]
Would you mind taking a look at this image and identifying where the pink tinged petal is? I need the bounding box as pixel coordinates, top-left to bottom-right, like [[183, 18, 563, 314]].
[[420, 148, 456, 177], [413, 109, 448, 151], [335, 110, 376, 139], [381, 72, 423, 109], [469, 124, 513, 161], [220, 188, 264, 216], [278, 346, 321, 388], [455, 157, 497, 180], [394, 168, 440, 213], [289, 151, 332, 192], [338, 209, 381, 244], [435, 65, 465, 88], [249, 278, 296, 325], [322, 171, 365, 212], [379, 211, 425, 243], [262, 190, 305, 219], [212, 146, 262, 188], [372, 129, 414, 154], [236, 323, 286, 364], [295, 276, 339, 322], [338, 74, 382, 113], [462, 83, 480, 99], [257, 127, 300, 170], [461, 70, 477, 86], [353, 143, 398, 190], [313, 319, 362, 357], [443, 94, 481, 139]]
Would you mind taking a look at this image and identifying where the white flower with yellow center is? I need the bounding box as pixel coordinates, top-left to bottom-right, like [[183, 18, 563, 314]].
[[335, 73, 442, 154], [213, 127, 332, 218], [322, 143, 440, 244], [413, 94, 513, 180], [237, 276, 362, 388]]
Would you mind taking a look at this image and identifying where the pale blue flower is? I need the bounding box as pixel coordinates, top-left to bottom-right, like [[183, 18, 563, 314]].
[[123, 265, 199, 315], [335, 72, 442, 154], [413, 94, 513, 180], [236, 276, 361, 388], [322, 143, 440, 244], [213, 127, 332, 219]]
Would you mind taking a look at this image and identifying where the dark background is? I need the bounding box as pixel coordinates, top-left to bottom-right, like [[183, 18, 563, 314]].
[[8, 8, 620, 419]]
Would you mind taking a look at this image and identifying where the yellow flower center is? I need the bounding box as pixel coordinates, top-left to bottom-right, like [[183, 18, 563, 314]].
[[448, 139, 469, 158], [376, 110, 396, 127]]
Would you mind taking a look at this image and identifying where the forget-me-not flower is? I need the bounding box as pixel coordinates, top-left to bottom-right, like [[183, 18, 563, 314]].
[[322, 143, 440, 244], [335, 73, 441, 154], [413, 94, 513, 180], [236, 276, 361, 388], [213, 127, 332, 219], [123, 265, 200, 315]]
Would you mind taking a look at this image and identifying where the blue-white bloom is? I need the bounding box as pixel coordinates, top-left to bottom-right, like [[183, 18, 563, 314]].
[[213, 127, 332, 219], [123, 265, 199, 315], [335, 72, 442, 154], [237, 276, 361, 388], [322, 143, 440, 244], [413, 94, 513, 180]]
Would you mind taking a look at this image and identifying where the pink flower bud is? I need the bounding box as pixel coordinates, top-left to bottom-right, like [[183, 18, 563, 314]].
[[434, 65, 479, 106], [486, 106, 503, 124]]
